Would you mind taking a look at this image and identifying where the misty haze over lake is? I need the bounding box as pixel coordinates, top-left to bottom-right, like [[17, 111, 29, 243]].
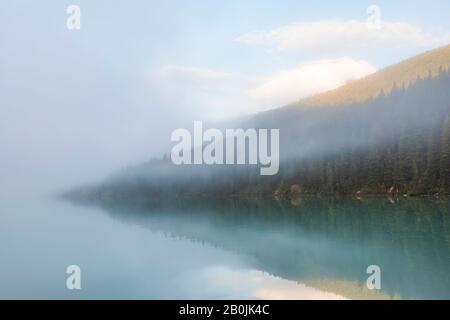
[[1, 1, 450, 300]]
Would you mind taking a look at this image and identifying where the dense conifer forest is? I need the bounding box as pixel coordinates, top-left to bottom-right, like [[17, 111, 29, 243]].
[[269, 68, 450, 196], [68, 67, 450, 201]]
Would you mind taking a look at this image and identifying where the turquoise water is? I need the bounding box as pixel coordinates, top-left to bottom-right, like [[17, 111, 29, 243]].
[[0, 192, 449, 299]]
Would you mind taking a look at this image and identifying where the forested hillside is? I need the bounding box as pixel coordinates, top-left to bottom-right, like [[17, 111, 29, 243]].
[[297, 44, 450, 107], [68, 66, 450, 201], [270, 68, 450, 196]]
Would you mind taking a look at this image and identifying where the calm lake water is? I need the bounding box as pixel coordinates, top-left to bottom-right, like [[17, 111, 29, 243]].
[[0, 191, 449, 299]]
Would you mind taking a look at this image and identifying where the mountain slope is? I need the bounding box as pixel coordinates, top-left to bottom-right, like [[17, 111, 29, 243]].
[[66, 45, 450, 199], [292, 44, 450, 107]]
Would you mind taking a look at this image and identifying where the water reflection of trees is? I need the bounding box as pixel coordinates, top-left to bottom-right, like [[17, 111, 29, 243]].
[[83, 197, 450, 299]]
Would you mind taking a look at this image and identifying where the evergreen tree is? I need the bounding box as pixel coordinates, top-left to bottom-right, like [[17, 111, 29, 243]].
[[440, 116, 450, 191]]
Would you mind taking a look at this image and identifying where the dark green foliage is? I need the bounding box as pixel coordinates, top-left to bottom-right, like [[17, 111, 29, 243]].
[[269, 69, 450, 195], [84, 69, 450, 198], [440, 116, 450, 190]]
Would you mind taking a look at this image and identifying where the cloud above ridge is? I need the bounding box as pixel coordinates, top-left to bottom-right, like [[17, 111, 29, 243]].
[[153, 58, 377, 117], [236, 20, 450, 53], [247, 58, 377, 108]]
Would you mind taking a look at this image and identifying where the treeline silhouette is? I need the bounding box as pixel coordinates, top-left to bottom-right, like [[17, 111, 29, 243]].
[[273, 68, 450, 196], [68, 68, 450, 199]]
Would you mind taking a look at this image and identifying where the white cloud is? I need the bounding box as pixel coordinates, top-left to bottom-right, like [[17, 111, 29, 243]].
[[160, 65, 233, 83], [247, 58, 377, 108], [236, 20, 450, 52], [152, 59, 376, 118], [161, 19, 449, 117], [151, 66, 260, 119]]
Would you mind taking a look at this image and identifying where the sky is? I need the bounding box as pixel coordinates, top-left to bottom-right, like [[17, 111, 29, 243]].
[[1, 0, 450, 193]]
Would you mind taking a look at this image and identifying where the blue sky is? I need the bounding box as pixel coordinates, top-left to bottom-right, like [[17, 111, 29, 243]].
[[1, 0, 450, 191], [58, 0, 450, 70]]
